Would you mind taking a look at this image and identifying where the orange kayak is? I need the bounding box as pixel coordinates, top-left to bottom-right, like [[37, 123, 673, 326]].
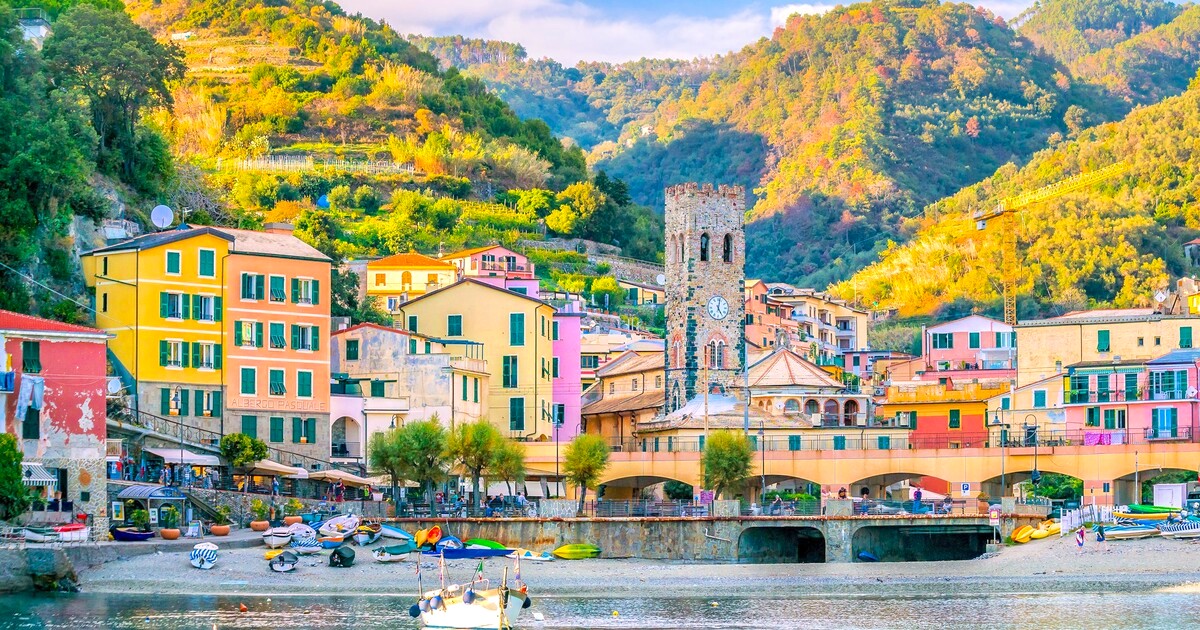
[[426, 525, 443, 546], [415, 528, 428, 548]]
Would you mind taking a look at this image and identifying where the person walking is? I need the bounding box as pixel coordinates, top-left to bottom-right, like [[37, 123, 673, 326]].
[[1076, 526, 1086, 553], [912, 486, 923, 513], [1096, 524, 1108, 551]]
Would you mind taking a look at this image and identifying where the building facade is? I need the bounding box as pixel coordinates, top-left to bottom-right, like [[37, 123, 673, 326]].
[[924, 315, 1015, 371], [664, 183, 746, 412], [365, 252, 459, 312]]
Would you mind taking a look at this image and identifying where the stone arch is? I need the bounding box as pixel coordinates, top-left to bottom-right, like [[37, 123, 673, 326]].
[[804, 399, 819, 415], [822, 399, 839, 425], [784, 399, 800, 413], [843, 399, 859, 424], [331, 416, 362, 458], [722, 233, 733, 262], [699, 233, 710, 262], [401, 270, 412, 290]]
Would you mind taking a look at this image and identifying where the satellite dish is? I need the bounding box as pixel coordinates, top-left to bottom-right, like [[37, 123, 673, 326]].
[[150, 205, 174, 230], [1155, 290, 1168, 303], [106, 377, 123, 395], [656, 274, 666, 286]]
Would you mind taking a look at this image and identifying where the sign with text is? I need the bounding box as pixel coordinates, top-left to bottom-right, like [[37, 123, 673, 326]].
[[989, 507, 1001, 527], [228, 397, 328, 413]]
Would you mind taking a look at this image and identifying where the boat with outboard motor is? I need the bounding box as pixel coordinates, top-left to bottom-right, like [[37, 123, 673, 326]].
[[409, 553, 530, 629]]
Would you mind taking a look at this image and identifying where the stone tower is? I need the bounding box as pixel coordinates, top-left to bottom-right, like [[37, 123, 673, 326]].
[[663, 183, 746, 413]]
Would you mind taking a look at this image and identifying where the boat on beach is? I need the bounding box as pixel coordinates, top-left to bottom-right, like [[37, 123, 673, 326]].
[[465, 538, 505, 550], [381, 523, 413, 541], [262, 527, 293, 548], [1100, 524, 1160, 540], [110, 526, 155, 542], [287, 523, 317, 539], [190, 542, 219, 569], [319, 514, 360, 537], [409, 555, 530, 629], [290, 536, 322, 554], [270, 551, 299, 572], [1157, 521, 1200, 538], [507, 548, 554, 562], [318, 534, 346, 549], [552, 543, 600, 559], [439, 547, 513, 560], [54, 523, 89, 542], [353, 523, 382, 546], [374, 542, 417, 562]]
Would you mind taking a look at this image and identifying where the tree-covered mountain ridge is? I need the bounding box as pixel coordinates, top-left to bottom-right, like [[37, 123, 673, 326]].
[[832, 81, 1200, 318]]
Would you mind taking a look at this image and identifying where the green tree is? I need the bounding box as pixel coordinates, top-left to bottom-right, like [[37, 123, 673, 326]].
[[0, 433, 30, 520], [444, 419, 503, 504], [368, 427, 406, 502], [220, 433, 268, 468], [703, 430, 753, 499], [42, 4, 185, 181], [489, 439, 527, 496], [562, 434, 610, 515], [394, 418, 448, 502], [663, 480, 694, 501], [589, 276, 624, 309]]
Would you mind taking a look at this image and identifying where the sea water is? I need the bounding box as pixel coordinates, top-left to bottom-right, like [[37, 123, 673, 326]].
[[0, 591, 1195, 629]]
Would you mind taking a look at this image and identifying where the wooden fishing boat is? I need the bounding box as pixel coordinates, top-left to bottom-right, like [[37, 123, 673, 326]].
[[374, 542, 417, 562], [410, 559, 530, 629], [507, 548, 554, 562], [464, 538, 505, 550], [318, 514, 360, 537], [289, 536, 322, 554], [381, 523, 414, 541], [287, 523, 317, 540], [269, 551, 299, 573], [54, 523, 89, 542], [318, 534, 346, 549], [110, 526, 155, 542], [262, 527, 293, 549], [190, 542, 219, 570], [353, 523, 383, 546], [552, 543, 600, 559]]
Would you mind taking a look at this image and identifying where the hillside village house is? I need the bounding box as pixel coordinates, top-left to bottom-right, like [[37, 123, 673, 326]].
[[440, 245, 538, 295], [81, 223, 334, 463], [366, 252, 459, 312], [757, 284, 869, 362], [581, 350, 665, 446], [618, 279, 665, 305], [579, 330, 662, 386], [1, 310, 112, 534]]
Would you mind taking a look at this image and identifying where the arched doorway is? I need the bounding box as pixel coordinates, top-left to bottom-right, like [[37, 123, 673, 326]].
[[331, 416, 363, 459], [844, 400, 860, 425], [823, 400, 839, 427]]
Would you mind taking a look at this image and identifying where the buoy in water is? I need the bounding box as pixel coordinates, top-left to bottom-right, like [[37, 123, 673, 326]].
[[612, 611, 619, 617], [710, 601, 719, 607], [409, 604, 421, 618], [238, 603, 248, 613]]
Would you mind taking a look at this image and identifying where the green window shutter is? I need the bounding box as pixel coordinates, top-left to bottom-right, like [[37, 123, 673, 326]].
[[298, 371, 312, 398], [255, 274, 265, 300], [553, 321, 559, 340], [194, 390, 204, 416], [159, 292, 168, 318], [509, 397, 524, 431], [255, 322, 264, 348], [212, 391, 222, 416], [969, 332, 980, 349], [234, 321, 243, 347], [241, 368, 255, 395], [510, 313, 525, 346], [473, 378, 478, 402], [1103, 409, 1115, 430], [292, 418, 302, 443], [214, 297, 223, 322], [213, 344, 222, 370], [270, 417, 284, 443], [788, 435, 801, 451], [179, 388, 189, 416], [241, 416, 257, 438], [199, 250, 214, 277], [1001, 397, 1011, 410], [553, 357, 559, 378], [877, 435, 890, 450], [311, 279, 319, 305], [948, 409, 961, 429], [291, 324, 300, 350], [159, 340, 168, 366], [448, 315, 462, 336], [833, 435, 846, 450], [407, 315, 417, 333], [1098, 329, 1110, 352], [160, 388, 170, 415], [371, 380, 385, 397], [346, 339, 359, 360], [312, 327, 319, 352], [191, 342, 201, 368], [180, 342, 191, 368], [462, 375, 468, 401], [291, 277, 300, 303], [409, 338, 417, 354], [1033, 390, 1046, 408], [1171, 408, 1179, 434], [1182, 327, 1193, 349], [305, 418, 316, 444]]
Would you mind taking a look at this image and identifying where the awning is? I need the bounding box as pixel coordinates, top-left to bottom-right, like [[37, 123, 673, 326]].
[[242, 459, 306, 477], [22, 463, 57, 487], [144, 447, 221, 467], [308, 469, 372, 487], [117, 484, 186, 501]]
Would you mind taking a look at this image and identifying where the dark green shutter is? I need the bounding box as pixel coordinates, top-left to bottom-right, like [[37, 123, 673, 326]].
[[510, 313, 524, 346], [255, 322, 264, 348], [179, 389, 189, 416], [311, 280, 319, 305], [160, 388, 170, 415], [213, 344, 222, 369], [195, 390, 204, 415], [292, 418, 302, 443], [1183, 327, 1193, 349], [312, 327, 319, 352], [241, 416, 257, 438], [306, 418, 316, 444], [291, 325, 300, 350], [180, 342, 191, 368], [473, 378, 478, 402], [255, 274, 265, 300], [191, 342, 201, 368], [270, 417, 284, 443], [212, 391, 222, 416], [159, 340, 168, 366], [291, 278, 300, 303], [181, 294, 191, 320], [234, 321, 243, 346], [214, 297, 222, 322], [1098, 329, 1110, 352], [160, 292, 168, 318]]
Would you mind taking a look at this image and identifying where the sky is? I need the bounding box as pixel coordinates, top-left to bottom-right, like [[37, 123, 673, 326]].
[[340, 0, 1037, 65]]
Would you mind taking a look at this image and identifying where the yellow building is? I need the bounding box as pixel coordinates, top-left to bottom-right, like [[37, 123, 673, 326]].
[[983, 373, 1066, 444], [617, 280, 665, 305], [760, 284, 869, 356], [1016, 309, 1200, 387], [397, 279, 557, 440], [366, 252, 459, 312], [878, 381, 1010, 450], [581, 350, 665, 446]]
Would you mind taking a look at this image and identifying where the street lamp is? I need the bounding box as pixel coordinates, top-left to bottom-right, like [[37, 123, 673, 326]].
[[1025, 413, 1040, 489], [759, 421, 766, 502]]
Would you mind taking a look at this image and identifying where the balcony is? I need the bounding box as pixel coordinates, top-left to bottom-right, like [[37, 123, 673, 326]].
[[474, 261, 534, 279], [1066, 388, 1193, 404], [1145, 426, 1192, 441], [886, 382, 1009, 403], [450, 356, 488, 374], [331, 441, 362, 459]]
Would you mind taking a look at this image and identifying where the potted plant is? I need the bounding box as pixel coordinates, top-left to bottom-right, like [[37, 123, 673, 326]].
[[130, 509, 150, 532], [249, 499, 270, 531], [210, 505, 232, 536], [159, 505, 181, 540], [283, 498, 304, 525], [976, 491, 992, 514]]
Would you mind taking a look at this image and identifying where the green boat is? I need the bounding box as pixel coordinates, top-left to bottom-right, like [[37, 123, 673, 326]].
[[552, 543, 601, 560], [1127, 504, 1182, 514], [464, 538, 506, 550]]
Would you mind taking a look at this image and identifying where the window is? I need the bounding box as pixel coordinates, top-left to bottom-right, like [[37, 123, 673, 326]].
[[553, 358, 559, 378], [166, 251, 181, 275], [609, 383, 615, 394], [788, 435, 802, 451], [425, 341, 431, 354], [1103, 408, 1126, 430], [948, 409, 961, 429], [297, 371, 313, 398], [292, 277, 319, 305], [268, 417, 284, 443], [20, 341, 40, 373], [1138, 337, 1145, 347], [409, 337, 417, 354], [1097, 329, 1110, 352], [101, 257, 108, 275], [195, 295, 218, 322], [269, 369, 286, 396], [462, 375, 468, 401], [1033, 389, 1047, 408], [306, 418, 316, 444], [722, 233, 733, 263], [581, 355, 599, 369], [196, 390, 220, 417], [502, 356, 518, 388], [473, 378, 479, 403], [510, 313, 525, 346], [1069, 374, 1089, 403], [160, 340, 185, 368], [241, 273, 265, 300], [852, 355, 861, 367], [931, 333, 954, 349], [269, 275, 286, 302], [1182, 327, 1193, 349], [509, 397, 525, 431], [407, 315, 418, 333], [877, 435, 891, 450], [1086, 406, 1100, 427], [511, 287, 527, 296], [292, 418, 303, 443], [632, 378, 639, 391], [699, 233, 709, 262], [22, 407, 39, 439], [1096, 374, 1111, 402], [197, 343, 219, 369], [240, 367, 256, 395], [161, 387, 187, 416], [1156, 336, 1162, 346], [269, 322, 286, 349], [1001, 397, 1011, 410], [198, 249, 215, 278], [655, 375, 662, 388], [552, 321, 560, 340], [552, 403, 565, 427], [101, 293, 108, 312], [447, 315, 463, 337], [374, 273, 385, 286], [1152, 407, 1179, 438], [291, 324, 319, 351], [241, 416, 257, 438], [1150, 370, 1188, 399], [161, 292, 185, 319], [1124, 373, 1138, 400], [235, 320, 263, 348], [346, 339, 360, 361], [371, 380, 385, 397], [969, 332, 980, 349]]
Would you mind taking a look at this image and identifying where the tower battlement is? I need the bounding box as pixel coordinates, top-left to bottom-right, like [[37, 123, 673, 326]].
[[665, 182, 745, 201]]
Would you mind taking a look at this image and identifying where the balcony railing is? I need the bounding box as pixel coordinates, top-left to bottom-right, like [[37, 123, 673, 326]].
[[475, 261, 534, 278], [331, 441, 362, 459], [1145, 426, 1192, 441], [1066, 388, 1191, 404]]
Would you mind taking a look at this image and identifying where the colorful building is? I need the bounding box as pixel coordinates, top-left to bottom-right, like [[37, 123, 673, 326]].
[[552, 309, 584, 440], [984, 373, 1066, 444], [581, 350, 665, 446], [618, 279, 665, 305], [923, 315, 1015, 371], [365, 252, 459, 312], [398, 279, 557, 440], [82, 223, 334, 462], [440, 245, 538, 295], [1, 310, 111, 534], [761, 284, 869, 357], [744, 279, 798, 349], [878, 380, 1010, 449]]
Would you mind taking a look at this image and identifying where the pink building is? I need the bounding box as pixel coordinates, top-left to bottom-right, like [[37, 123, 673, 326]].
[[1063, 349, 1200, 444], [441, 245, 539, 296], [1, 310, 112, 532], [553, 309, 584, 440], [924, 315, 1016, 371]]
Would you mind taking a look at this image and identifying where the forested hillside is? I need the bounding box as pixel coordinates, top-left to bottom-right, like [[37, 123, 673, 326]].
[[834, 81, 1200, 318], [1016, 0, 1182, 65]]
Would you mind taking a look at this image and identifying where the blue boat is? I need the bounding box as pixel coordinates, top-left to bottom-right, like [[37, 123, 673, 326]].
[[439, 547, 513, 560]]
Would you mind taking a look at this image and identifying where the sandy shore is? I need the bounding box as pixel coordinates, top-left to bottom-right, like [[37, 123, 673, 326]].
[[76, 533, 1200, 598]]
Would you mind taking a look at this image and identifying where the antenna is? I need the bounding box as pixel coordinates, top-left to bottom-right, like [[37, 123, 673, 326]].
[[150, 205, 174, 230]]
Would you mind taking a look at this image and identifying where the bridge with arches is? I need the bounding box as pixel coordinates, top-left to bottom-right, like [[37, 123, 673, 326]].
[[523, 440, 1200, 505]]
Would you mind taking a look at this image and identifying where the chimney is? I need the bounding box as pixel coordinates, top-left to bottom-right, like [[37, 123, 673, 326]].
[[263, 222, 294, 235]]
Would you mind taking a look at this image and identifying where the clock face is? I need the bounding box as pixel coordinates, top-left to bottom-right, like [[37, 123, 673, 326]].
[[706, 296, 729, 320]]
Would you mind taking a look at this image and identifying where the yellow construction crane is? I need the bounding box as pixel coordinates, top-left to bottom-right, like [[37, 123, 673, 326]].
[[974, 162, 1129, 325]]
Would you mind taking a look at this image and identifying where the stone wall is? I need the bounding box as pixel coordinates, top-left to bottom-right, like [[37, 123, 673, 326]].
[[590, 254, 664, 285], [185, 487, 389, 523]]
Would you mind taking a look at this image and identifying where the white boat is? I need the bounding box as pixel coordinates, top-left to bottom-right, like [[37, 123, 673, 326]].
[[290, 536, 322, 554], [381, 523, 413, 541], [410, 557, 529, 629], [287, 523, 317, 540], [262, 527, 293, 548], [318, 514, 359, 537], [54, 524, 89, 542], [1158, 521, 1200, 538], [190, 542, 219, 569], [22, 527, 58, 543]]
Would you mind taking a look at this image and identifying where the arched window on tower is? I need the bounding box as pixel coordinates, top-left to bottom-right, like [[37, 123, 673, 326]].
[[679, 236, 685, 263], [699, 233, 710, 262], [708, 340, 725, 369], [722, 233, 733, 263]]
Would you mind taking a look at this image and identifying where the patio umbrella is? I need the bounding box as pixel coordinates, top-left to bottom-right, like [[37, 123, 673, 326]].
[[243, 459, 306, 477], [308, 469, 372, 487]]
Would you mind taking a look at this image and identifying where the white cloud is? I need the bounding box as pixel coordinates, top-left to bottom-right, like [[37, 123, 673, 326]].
[[769, 4, 840, 27]]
